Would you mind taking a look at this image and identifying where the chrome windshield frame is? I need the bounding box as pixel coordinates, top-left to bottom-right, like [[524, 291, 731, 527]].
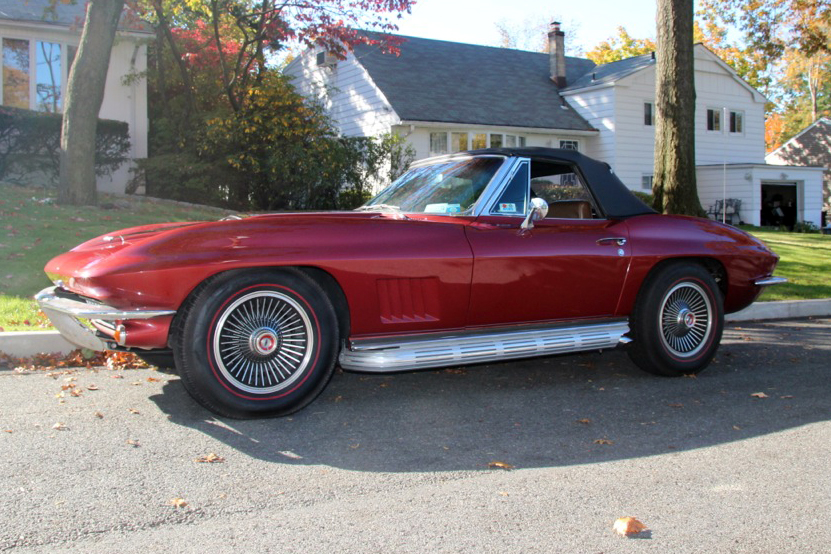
[[367, 154, 518, 218]]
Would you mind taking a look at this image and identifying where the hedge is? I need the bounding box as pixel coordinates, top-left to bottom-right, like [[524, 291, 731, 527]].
[[0, 105, 130, 185]]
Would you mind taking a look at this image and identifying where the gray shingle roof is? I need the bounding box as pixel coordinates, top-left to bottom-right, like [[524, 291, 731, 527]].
[[352, 33, 597, 131], [563, 52, 655, 91], [0, 0, 150, 33], [769, 118, 831, 170]]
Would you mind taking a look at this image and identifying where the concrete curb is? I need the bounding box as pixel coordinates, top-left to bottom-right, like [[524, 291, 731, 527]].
[[0, 331, 76, 358], [725, 298, 831, 322], [1, 300, 830, 359]]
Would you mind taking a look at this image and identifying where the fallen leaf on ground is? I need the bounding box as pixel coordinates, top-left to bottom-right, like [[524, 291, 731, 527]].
[[576, 418, 592, 424], [594, 438, 614, 445], [667, 403, 684, 408], [4, 429, 12, 433], [87, 384, 99, 391], [93, 411, 104, 419], [129, 408, 140, 415], [170, 498, 188, 508], [52, 422, 68, 431], [751, 392, 769, 398], [613, 516, 647, 536], [488, 461, 514, 470], [147, 377, 160, 382], [733, 425, 741, 430], [195, 453, 225, 464], [126, 439, 140, 447]]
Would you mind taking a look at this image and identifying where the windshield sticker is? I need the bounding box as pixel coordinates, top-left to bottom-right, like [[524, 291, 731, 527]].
[[425, 203, 462, 214], [498, 203, 517, 213]]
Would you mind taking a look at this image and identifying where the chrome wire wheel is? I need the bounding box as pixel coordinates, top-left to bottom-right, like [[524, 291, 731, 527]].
[[658, 281, 713, 358], [212, 290, 314, 395]]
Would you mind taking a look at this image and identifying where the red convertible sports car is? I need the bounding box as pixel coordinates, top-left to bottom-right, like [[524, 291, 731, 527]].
[[37, 148, 785, 418]]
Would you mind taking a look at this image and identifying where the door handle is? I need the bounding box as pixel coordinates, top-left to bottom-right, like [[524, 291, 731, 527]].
[[597, 237, 627, 246]]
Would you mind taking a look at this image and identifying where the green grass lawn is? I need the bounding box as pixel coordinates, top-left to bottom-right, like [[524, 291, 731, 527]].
[[750, 230, 831, 301], [0, 183, 233, 331], [0, 184, 828, 332]]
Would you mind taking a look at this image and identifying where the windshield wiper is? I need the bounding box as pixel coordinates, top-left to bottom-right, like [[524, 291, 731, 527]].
[[354, 204, 401, 212]]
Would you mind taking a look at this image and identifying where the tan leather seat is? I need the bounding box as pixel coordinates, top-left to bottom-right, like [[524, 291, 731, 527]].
[[547, 200, 591, 219]]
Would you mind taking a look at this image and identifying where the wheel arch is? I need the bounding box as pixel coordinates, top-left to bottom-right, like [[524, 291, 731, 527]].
[[638, 257, 728, 302], [169, 265, 350, 349]]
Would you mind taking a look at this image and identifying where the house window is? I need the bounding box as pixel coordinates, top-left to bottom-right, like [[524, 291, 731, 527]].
[[490, 133, 503, 148], [2, 38, 30, 109], [730, 110, 743, 133], [559, 140, 579, 151], [644, 102, 654, 126], [472, 133, 487, 150], [642, 174, 654, 190], [518, 136, 526, 147], [450, 132, 468, 152], [707, 108, 722, 132], [36, 41, 62, 112], [429, 132, 448, 156]]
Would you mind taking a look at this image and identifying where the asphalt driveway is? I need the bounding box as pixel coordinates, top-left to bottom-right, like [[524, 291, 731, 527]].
[[1, 318, 829, 552]]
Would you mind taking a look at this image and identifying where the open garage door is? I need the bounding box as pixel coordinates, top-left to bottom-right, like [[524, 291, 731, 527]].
[[761, 182, 798, 229]]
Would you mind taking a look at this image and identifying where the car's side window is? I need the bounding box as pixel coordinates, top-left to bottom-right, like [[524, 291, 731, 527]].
[[530, 161, 597, 219], [490, 160, 529, 216]]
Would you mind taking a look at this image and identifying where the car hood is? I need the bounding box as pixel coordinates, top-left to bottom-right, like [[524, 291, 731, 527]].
[[45, 211, 466, 281]]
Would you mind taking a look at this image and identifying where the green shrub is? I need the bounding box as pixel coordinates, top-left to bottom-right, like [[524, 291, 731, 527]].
[[0, 105, 130, 186], [632, 190, 655, 208], [792, 221, 820, 233], [139, 73, 414, 211]]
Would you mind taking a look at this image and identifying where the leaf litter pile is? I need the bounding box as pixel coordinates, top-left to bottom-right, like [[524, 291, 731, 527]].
[[0, 348, 149, 372]]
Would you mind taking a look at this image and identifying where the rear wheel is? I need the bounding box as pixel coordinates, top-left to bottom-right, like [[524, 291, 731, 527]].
[[174, 269, 338, 418], [628, 263, 724, 376]]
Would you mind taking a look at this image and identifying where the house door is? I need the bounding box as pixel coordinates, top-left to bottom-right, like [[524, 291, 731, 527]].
[[761, 182, 798, 229]]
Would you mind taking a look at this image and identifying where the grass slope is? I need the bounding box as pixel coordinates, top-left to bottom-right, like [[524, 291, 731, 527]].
[[0, 184, 232, 331], [752, 230, 831, 301]]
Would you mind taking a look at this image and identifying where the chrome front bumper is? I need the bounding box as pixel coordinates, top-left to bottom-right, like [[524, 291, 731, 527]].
[[35, 286, 176, 352], [755, 276, 788, 286]]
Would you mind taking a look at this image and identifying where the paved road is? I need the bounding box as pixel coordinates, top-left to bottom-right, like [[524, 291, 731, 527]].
[[1, 318, 829, 553]]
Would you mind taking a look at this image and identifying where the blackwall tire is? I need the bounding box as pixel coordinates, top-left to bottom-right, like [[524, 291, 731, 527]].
[[627, 263, 724, 377], [174, 269, 338, 418]]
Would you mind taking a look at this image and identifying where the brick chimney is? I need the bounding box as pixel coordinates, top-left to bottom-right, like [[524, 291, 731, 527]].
[[548, 21, 566, 88]]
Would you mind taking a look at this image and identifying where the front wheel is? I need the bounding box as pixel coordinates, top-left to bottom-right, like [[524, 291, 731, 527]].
[[627, 263, 724, 377], [173, 269, 338, 418]]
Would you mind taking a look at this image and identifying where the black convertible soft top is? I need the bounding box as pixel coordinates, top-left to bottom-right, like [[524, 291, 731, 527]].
[[468, 147, 657, 219]]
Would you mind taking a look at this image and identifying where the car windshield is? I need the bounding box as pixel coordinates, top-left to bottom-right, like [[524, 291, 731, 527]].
[[362, 156, 504, 215]]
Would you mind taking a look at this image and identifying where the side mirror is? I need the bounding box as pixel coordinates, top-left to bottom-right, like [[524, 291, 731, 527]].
[[521, 197, 549, 230]]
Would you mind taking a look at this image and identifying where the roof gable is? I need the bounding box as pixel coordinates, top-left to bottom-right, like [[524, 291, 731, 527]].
[[351, 33, 596, 132], [563, 53, 655, 91], [768, 118, 831, 166]]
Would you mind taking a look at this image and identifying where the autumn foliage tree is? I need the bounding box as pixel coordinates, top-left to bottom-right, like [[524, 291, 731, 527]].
[[133, 0, 414, 209], [585, 27, 656, 64]]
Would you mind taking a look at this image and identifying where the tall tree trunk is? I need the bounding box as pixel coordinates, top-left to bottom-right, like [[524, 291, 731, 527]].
[[653, 0, 704, 216], [58, 0, 125, 206]]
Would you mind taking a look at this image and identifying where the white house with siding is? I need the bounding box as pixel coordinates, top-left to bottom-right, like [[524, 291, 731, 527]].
[[0, 0, 150, 193], [284, 25, 824, 227]]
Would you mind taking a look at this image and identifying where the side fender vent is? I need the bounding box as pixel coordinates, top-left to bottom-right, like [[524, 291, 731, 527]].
[[377, 277, 440, 324]]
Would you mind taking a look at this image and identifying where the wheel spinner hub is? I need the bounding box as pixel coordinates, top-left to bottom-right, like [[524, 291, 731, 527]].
[[249, 327, 281, 356], [675, 307, 697, 333]]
